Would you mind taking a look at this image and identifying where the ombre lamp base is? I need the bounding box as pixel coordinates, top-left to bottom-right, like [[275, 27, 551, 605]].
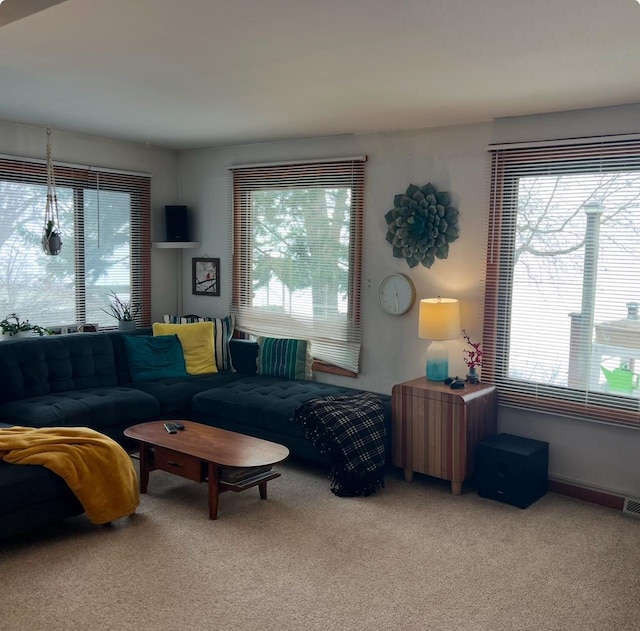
[[426, 340, 449, 381]]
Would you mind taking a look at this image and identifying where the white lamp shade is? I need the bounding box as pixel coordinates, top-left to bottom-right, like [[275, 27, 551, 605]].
[[418, 298, 461, 341]]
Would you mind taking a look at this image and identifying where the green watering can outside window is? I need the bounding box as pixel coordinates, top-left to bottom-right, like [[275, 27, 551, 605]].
[[601, 366, 640, 392]]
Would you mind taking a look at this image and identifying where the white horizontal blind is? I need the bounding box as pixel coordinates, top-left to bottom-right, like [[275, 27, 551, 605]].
[[231, 158, 365, 373], [485, 137, 640, 427], [0, 158, 151, 329]]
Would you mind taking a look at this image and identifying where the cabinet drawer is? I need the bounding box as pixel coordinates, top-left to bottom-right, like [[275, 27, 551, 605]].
[[153, 446, 202, 482]]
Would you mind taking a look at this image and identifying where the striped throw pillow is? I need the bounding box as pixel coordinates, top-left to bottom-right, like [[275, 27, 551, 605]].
[[256, 337, 312, 381], [163, 314, 235, 371]]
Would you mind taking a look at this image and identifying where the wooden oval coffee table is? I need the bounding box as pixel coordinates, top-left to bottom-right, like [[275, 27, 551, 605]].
[[124, 420, 289, 520]]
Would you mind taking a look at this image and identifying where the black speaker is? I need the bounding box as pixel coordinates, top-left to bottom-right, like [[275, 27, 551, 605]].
[[476, 433, 549, 509], [165, 205, 189, 242]]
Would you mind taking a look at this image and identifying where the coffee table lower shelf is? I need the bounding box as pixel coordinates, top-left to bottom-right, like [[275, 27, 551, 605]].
[[138, 444, 281, 520], [219, 470, 281, 494]]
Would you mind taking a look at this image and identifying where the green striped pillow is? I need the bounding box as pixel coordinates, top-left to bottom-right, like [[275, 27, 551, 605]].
[[256, 337, 312, 380]]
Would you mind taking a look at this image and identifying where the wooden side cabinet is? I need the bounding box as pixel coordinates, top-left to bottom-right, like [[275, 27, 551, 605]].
[[391, 377, 497, 495]]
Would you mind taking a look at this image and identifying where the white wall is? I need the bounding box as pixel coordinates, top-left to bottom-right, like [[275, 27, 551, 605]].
[[180, 103, 640, 498], [179, 123, 493, 390], [0, 121, 180, 319]]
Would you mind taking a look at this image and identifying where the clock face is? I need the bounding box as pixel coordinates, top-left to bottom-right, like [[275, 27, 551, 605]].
[[378, 273, 416, 315]]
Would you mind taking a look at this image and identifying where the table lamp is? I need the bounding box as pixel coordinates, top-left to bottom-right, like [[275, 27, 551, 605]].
[[418, 297, 461, 381]]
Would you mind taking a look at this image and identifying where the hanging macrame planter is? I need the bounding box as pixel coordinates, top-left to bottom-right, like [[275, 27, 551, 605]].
[[42, 128, 62, 256]]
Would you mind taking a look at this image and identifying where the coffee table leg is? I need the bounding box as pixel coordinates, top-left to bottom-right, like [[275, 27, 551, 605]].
[[208, 462, 220, 520], [139, 443, 149, 493], [259, 481, 268, 500]]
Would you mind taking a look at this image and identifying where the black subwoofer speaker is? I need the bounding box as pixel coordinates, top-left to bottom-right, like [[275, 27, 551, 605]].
[[476, 433, 549, 509], [165, 205, 189, 242]]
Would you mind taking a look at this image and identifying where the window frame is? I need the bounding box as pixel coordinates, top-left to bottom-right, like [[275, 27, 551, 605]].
[[0, 156, 151, 328], [484, 136, 640, 428], [230, 157, 365, 375]]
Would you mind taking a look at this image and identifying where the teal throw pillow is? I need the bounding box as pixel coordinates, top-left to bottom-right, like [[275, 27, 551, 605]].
[[123, 334, 188, 381], [256, 337, 312, 381]]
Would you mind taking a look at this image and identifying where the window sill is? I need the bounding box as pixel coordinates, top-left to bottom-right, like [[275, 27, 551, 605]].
[[312, 360, 357, 378]]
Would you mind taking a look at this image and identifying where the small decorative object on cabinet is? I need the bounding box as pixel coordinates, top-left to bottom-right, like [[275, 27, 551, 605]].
[[462, 328, 483, 383], [466, 366, 479, 384], [391, 377, 497, 495]]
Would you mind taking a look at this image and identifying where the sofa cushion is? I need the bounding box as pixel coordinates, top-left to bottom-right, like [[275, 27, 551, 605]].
[[0, 387, 160, 431], [128, 372, 243, 415], [122, 334, 188, 381], [191, 376, 381, 439], [0, 459, 82, 516], [0, 334, 118, 403], [256, 337, 312, 380], [153, 321, 217, 375]]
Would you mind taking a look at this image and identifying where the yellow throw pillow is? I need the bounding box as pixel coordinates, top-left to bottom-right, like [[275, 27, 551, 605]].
[[152, 321, 217, 375]]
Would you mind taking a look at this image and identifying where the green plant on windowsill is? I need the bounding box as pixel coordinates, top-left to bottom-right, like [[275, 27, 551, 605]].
[[0, 313, 51, 338], [101, 291, 140, 322]]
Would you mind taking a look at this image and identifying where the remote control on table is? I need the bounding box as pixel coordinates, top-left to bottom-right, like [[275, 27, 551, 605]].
[[164, 422, 177, 434], [173, 422, 185, 430]]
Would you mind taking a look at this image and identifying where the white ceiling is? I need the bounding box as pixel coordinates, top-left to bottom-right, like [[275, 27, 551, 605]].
[[1, 0, 640, 150]]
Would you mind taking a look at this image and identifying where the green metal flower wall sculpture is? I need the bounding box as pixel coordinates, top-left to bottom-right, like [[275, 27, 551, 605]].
[[384, 182, 459, 268]]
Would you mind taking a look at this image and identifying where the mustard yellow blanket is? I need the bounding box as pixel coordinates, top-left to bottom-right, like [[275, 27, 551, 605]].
[[0, 426, 139, 525]]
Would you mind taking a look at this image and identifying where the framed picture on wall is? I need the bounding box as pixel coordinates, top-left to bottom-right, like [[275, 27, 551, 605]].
[[192, 257, 220, 296]]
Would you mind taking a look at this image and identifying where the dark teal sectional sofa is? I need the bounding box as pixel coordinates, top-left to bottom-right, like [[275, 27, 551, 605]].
[[0, 330, 390, 541]]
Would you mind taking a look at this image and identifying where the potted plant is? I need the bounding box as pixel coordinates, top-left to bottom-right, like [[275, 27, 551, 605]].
[[101, 291, 140, 331], [42, 219, 62, 255], [462, 329, 483, 383], [0, 313, 51, 339]]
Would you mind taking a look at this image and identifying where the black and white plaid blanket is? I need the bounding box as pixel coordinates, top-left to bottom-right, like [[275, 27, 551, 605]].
[[291, 392, 386, 497]]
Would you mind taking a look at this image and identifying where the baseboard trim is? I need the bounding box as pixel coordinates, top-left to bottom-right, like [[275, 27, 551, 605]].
[[548, 479, 625, 510]]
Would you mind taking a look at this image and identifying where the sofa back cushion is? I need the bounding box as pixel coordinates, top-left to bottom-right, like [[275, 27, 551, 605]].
[[229, 339, 258, 375], [0, 334, 118, 403]]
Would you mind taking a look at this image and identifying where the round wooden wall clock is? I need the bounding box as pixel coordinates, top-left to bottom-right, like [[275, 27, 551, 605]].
[[378, 273, 416, 315]]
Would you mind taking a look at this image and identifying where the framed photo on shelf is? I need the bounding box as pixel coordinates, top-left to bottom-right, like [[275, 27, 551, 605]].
[[192, 257, 220, 296]]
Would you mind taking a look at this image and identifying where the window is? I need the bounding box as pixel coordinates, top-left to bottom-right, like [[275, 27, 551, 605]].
[[231, 157, 365, 374], [485, 136, 640, 427], [0, 157, 151, 329]]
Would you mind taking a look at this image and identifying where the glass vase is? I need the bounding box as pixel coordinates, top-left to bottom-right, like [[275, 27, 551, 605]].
[[466, 366, 480, 384]]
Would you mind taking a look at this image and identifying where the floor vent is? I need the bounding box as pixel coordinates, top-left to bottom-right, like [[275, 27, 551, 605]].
[[623, 497, 640, 519]]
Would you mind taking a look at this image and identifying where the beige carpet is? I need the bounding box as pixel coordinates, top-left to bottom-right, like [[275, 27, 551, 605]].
[[2, 460, 639, 631]]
